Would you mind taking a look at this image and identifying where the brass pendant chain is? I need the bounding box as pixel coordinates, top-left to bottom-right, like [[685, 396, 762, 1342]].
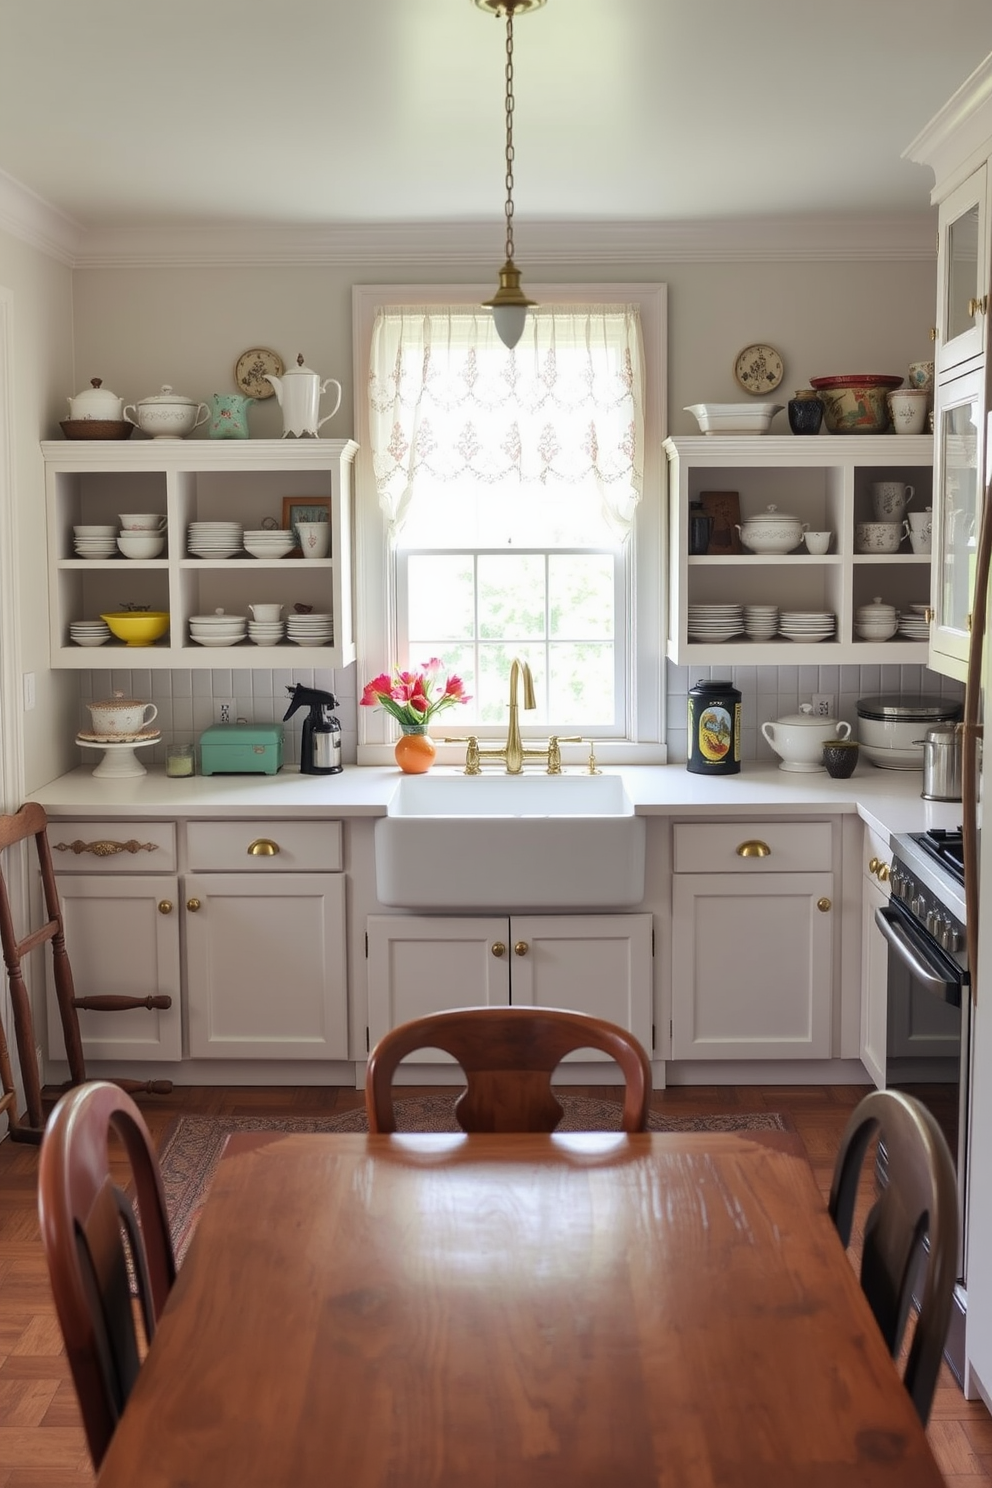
[[503, 6, 516, 265]]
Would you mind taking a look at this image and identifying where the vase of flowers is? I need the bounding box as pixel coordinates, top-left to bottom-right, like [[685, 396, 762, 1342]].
[[361, 660, 471, 773]]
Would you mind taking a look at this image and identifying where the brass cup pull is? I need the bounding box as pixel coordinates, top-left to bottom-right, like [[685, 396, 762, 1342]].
[[491, 941, 506, 958], [248, 839, 279, 856], [158, 900, 173, 915], [186, 898, 201, 912], [737, 840, 771, 858], [817, 897, 832, 913], [514, 941, 529, 956]]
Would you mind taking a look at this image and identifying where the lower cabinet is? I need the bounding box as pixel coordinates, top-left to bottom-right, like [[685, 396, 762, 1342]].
[[670, 820, 835, 1060], [860, 829, 892, 1089], [366, 913, 653, 1060]]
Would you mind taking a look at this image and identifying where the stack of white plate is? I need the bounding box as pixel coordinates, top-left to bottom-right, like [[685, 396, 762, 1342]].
[[187, 521, 243, 559], [286, 612, 334, 647], [189, 611, 248, 647], [248, 619, 286, 647], [243, 528, 295, 560], [686, 603, 744, 642], [69, 619, 111, 647], [779, 610, 836, 643], [73, 524, 117, 559], [898, 609, 930, 640], [743, 605, 779, 641]]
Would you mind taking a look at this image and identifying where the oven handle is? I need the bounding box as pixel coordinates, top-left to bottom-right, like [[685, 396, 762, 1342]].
[[874, 904, 964, 1006]]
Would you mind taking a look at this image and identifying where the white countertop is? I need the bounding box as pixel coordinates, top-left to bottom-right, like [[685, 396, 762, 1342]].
[[25, 762, 964, 842]]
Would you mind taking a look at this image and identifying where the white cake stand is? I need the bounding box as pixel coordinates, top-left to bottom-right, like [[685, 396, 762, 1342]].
[[76, 735, 159, 778]]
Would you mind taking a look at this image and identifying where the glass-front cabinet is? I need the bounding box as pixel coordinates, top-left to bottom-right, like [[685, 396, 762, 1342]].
[[929, 366, 985, 682], [936, 167, 990, 375]]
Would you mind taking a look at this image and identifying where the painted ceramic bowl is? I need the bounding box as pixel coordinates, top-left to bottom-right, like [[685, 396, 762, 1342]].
[[815, 383, 892, 434]]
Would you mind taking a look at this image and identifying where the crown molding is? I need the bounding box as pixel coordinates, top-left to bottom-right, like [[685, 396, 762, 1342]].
[[0, 167, 82, 266], [0, 186, 936, 269], [903, 53, 992, 202]]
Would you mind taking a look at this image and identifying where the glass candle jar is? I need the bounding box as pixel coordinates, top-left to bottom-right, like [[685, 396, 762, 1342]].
[[166, 743, 195, 778]]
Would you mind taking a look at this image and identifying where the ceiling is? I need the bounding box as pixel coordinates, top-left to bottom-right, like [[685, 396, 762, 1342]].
[[2, 2, 992, 239]]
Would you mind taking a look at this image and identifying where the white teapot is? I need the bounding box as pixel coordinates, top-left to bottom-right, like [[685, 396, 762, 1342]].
[[264, 354, 342, 438], [67, 377, 124, 421]]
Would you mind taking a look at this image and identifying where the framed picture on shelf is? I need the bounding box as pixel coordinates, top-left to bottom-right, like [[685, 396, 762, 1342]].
[[282, 497, 331, 555]]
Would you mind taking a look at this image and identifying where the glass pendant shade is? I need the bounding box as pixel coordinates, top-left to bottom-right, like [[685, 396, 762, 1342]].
[[491, 304, 528, 350]]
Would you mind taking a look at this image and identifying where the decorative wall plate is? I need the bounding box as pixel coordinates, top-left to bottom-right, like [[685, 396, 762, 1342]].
[[734, 344, 784, 395], [234, 348, 284, 400]]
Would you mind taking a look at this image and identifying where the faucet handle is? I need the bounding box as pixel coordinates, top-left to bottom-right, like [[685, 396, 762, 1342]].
[[547, 736, 582, 774]]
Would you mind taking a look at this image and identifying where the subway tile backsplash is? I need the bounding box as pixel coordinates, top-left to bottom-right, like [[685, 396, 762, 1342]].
[[664, 661, 964, 765], [79, 662, 359, 767], [77, 660, 963, 770]]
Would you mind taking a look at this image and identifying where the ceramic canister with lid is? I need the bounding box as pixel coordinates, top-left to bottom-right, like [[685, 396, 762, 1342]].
[[687, 679, 741, 775]]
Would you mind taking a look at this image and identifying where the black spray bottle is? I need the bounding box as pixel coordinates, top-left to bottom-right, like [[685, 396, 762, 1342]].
[[283, 684, 343, 775]]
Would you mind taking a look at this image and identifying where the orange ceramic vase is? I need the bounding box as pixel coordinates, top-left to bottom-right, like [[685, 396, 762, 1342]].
[[394, 726, 436, 774]]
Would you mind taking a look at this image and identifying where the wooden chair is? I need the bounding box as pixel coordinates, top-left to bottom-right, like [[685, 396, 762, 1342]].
[[828, 1087, 959, 1425], [37, 1079, 177, 1469], [0, 802, 171, 1143], [366, 1006, 652, 1133]]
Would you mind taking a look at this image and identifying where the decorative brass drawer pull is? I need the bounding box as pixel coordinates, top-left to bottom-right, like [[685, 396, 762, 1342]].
[[186, 898, 201, 912], [868, 856, 879, 874], [247, 839, 280, 856], [876, 862, 890, 883], [514, 941, 529, 956], [736, 840, 771, 858], [158, 900, 173, 915], [817, 897, 832, 913], [53, 838, 159, 858], [491, 941, 506, 958]]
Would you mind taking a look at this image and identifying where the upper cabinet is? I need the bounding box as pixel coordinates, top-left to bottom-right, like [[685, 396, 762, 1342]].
[[42, 439, 357, 669], [664, 435, 933, 666], [905, 53, 992, 682]]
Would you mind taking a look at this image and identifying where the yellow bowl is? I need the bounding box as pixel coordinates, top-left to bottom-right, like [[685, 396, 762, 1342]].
[[100, 611, 170, 646]]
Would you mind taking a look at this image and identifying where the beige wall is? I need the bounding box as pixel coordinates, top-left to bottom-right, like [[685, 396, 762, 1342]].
[[0, 226, 76, 798]]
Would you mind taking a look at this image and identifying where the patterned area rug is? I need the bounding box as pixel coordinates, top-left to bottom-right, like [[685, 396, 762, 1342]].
[[158, 1097, 788, 1264]]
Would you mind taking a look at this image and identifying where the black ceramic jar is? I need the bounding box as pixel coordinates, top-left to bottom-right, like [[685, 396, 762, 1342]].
[[788, 395, 824, 435]]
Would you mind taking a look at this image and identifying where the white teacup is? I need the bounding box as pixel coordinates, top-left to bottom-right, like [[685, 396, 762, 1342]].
[[295, 521, 330, 559], [856, 520, 902, 553], [907, 507, 932, 533], [803, 530, 831, 555], [885, 391, 930, 436], [87, 697, 158, 735], [249, 603, 283, 621], [871, 482, 914, 521], [903, 517, 932, 554]]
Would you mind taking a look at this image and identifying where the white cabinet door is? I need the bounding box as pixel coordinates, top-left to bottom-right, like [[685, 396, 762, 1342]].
[[935, 166, 990, 375], [46, 874, 182, 1062], [671, 872, 834, 1059], [509, 913, 653, 1059], [860, 874, 888, 1089], [366, 916, 511, 1058], [185, 873, 348, 1059]]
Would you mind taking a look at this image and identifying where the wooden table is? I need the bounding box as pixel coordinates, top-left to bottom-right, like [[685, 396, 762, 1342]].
[[96, 1130, 945, 1487]]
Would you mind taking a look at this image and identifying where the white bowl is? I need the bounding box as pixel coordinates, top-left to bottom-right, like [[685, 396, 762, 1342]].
[[119, 513, 166, 530], [685, 402, 783, 436], [117, 535, 165, 559], [244, 540, 295, 559]]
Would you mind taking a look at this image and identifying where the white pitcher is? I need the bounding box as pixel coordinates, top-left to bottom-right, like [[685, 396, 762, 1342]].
[[263, 354, 342, 438]]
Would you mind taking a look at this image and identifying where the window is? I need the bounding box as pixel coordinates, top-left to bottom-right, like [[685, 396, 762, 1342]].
[[354, 284, 667, 763]]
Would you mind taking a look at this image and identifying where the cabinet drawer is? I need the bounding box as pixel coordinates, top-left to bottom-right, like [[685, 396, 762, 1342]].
[[186, 819, 343, 872], [48, 820, 177, 874], [673, 820, 833, 874]]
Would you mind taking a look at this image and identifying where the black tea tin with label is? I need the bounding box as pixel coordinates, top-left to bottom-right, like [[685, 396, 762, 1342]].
[[687, 679, 741, 775]]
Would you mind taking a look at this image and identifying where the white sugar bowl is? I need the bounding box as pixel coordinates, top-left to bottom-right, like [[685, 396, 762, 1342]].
[[736, 504, 807, 554], [67, 377, 124, 421], [124, 386, 210, 440], [761, 704, 851, 772]]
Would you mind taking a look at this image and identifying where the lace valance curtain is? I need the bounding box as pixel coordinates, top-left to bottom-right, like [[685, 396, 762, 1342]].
[[368, 305, 645, 542]]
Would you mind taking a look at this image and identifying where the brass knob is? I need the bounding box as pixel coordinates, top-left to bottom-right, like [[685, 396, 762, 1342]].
[[514, 941, 529, 956], [247, 839, 279, 856], [157, 900, 173, 915], [877, 862, 890, 883], [737, 840, 771, 858], [491, 941, 506, 957], [817, 897, 832, 913], [186, 898, 201, 912], [868, 856, 879, 874]]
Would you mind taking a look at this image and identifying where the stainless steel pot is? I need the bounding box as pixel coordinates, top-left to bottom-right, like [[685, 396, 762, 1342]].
[[920, 722, 963, 801]]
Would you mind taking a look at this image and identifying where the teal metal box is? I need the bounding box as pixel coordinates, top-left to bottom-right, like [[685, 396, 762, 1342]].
[[198, 724, 284, 775]]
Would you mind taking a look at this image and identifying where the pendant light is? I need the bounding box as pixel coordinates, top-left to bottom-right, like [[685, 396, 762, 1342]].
[[476, 0, 545, 349]]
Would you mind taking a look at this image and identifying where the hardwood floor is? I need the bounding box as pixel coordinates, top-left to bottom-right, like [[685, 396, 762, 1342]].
[[1, 1081, 989, 1486]]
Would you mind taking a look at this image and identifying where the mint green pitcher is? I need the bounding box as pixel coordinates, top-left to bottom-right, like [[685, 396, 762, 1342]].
[[209, 393, 253, 439]]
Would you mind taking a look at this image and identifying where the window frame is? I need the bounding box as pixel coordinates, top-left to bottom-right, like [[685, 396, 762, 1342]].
[[352, 282, 668, 764]]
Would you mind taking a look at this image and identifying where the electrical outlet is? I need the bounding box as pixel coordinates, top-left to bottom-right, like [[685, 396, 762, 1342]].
[[214, 699, 234, 725], [811, 693, 835, 718]]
